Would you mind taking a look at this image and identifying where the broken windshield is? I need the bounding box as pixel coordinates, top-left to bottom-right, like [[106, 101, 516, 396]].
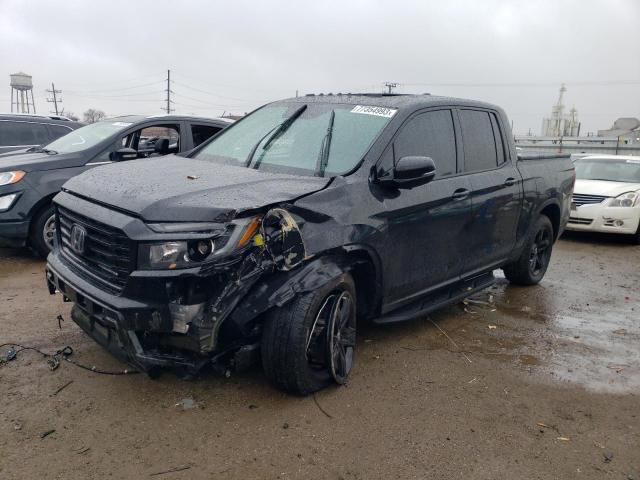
[[194, 103, 395, 177]]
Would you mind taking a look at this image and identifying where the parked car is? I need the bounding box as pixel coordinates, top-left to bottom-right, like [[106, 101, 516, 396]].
[[45, 94, 574, 394], [0, 113, 83, 155], [566, 155, 640, 242], [0, 115, 231, 255]]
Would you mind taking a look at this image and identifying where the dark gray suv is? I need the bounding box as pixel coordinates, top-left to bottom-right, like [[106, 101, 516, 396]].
[[0, 114, 231, 255], [0, 114, 83, 155]]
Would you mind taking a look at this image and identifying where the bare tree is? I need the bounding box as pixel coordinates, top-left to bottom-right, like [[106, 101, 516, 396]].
[[83, 108, 106, 124], [62, 111, 79, 121]]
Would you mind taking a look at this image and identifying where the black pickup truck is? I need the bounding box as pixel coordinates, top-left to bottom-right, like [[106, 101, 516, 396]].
[[0, 115, 230, 255], [45, 94, 574, 394]]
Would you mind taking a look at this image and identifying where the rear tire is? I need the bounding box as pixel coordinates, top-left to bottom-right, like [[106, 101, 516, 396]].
[[503, 215, 554, 285], [261, 271, 356, 395], [29, 204, 55, 258]]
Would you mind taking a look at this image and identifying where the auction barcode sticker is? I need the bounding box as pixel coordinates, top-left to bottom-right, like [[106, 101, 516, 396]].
[[351, 105, 397, 118]]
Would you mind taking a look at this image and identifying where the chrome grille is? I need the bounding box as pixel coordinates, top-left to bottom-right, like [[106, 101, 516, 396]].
[[56, 206, 134, 294], [572, 193, 608, 206]]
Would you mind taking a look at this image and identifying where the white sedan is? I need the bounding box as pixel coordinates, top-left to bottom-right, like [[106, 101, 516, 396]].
[[567, 155, 640, 243]]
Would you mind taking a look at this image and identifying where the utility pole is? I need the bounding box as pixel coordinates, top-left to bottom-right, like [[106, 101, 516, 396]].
[[163, 69, 174, 114], [46, 83, 62, 115], [384, 82, 398, 94]]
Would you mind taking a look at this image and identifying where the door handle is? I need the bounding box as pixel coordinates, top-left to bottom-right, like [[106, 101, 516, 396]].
[[452, 188, 470, 200], [504, 177, 517, 186]]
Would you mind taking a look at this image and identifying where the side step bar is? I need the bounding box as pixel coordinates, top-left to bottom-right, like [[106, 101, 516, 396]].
[[372, 272, 495, 324]]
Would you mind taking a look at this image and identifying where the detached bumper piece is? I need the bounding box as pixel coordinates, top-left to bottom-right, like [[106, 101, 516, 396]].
[[46, 266, 210, 375]]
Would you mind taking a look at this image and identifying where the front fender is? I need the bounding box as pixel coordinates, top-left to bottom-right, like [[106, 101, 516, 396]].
[[229, 255, 354, 334]]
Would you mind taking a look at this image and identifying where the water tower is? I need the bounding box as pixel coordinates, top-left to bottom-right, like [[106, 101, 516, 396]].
[[10, 72, 36, 114]]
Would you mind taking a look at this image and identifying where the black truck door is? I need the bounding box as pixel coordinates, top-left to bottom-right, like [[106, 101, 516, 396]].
[[377, 108, 473, 310], [457, 109, 521, 275]]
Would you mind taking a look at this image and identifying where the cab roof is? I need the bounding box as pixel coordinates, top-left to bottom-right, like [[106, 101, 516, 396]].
[[279, 93, 500, 113], [103, 114, 234, 125]]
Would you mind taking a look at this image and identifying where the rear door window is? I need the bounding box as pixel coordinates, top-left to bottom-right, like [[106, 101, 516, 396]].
[[0, 121, 48, 146], [459, 109, 499, 172], [191, 124, 222, 147], [393, 109, 457, 178]]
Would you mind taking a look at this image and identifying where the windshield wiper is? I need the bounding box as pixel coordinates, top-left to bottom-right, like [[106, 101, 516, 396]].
[[244, 104, 307, 168], [315, 110, 335, 177], [26, 146, 58, 155]]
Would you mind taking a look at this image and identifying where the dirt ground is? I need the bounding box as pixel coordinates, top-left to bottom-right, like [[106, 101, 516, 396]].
[[1, 232, 639, 479]]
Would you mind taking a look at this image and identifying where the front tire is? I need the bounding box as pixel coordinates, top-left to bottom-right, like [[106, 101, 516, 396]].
[[29, 204, 55, 257], [503, 215, 554, 285], [261, 271, 356, 395]]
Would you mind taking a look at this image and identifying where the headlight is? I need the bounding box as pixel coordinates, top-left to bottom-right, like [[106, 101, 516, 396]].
[[0, 171, 26, 186], [138, 216, 262, 270], [608, 191, 640, 208], [0, 193, 18, 211]]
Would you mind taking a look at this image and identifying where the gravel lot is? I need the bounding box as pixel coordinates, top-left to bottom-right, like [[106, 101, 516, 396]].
[[1, 233, 639, 479]]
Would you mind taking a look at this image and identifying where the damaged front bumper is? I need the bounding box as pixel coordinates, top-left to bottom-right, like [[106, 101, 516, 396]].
[[45, 249, 263, 374]]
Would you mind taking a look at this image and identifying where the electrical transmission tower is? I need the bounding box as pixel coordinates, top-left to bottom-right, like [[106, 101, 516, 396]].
[[384, 82, 398, 94], [46, 83, 62, 115], [163, 69, 174, 114]]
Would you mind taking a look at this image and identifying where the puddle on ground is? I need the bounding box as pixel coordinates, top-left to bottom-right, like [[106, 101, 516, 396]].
[[490, 275, 640, 394]]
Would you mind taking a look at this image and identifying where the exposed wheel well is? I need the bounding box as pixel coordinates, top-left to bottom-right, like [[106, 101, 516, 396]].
[[540, 203, 560, 240], [28, 195, 56, 226], [341, 249, 381, 320]]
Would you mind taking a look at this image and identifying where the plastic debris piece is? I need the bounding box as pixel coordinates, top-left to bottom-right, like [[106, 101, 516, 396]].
[[176, 398, 197, 410], [3, 347, 17, 362], [557, 437, 570, 442], [488, 325, 497, 330]]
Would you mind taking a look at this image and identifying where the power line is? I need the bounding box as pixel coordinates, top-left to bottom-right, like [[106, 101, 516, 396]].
[[46, 83, 62, 115], [171, 80, 265, 103], [65, 80, 165, 95]]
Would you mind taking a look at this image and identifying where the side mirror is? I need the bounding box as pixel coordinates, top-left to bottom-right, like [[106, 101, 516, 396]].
[[110, 147, 138, 162], [377, 156, 436, 189]]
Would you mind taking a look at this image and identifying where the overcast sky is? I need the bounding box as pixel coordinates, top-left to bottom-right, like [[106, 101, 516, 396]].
[[1, 0, 638, 134]]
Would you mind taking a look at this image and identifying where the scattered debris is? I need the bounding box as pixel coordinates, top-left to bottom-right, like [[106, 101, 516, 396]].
[[429, 318, 472, 364], [607, 364, 629, 373], [51, 380, 74, 396], [176, 398, 197, 410], [312, 393, 333, 419], [150, 464, 192, 477], [57, 314, 64, 329], [557, 436, 570, 442], [2, 347, 17, 362], [248, 404, 258, 410], [13, 423, 22, 431], [186, 175, 200, 180], [282, 422, 289, 429], [603, 451, 614, 463], [612, 328, 627, 335], [462, 292, 497, 314], [74, 446, 91, 455], [467, 377, 478, 384], [40, 429, 56, 439], [488, 325, 497, 330]]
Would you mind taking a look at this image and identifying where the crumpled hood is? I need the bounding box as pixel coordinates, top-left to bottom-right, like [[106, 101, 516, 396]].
[[574, 179, 640, 198], [62, 155, 331, 222], [0, 151, 84, 172]]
